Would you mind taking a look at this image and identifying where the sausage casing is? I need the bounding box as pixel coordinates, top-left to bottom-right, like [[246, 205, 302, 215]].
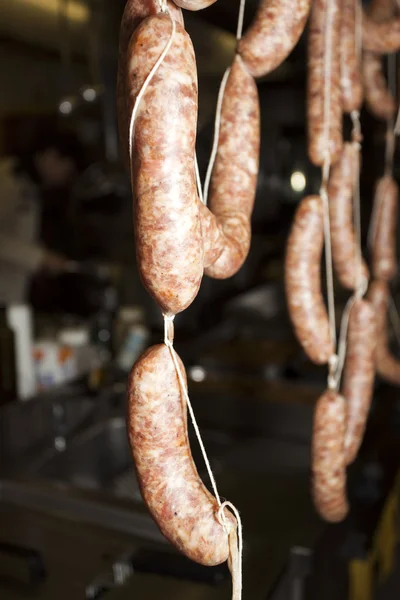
[[362, 13, 400, 53], [368, 280, 400, 386], [172, 0, 217, 9], [342, 299, 377, 465], [328, 143, 369, 289], [307, 0, 342, 166], [237, 0, 312, 79], [363, 52, 396, 121], [201, 55, 260, 279], [312, 390, 349, 522], [126, 16, 203, 315], [285, 195, 334, 364], [117, 0, 183, 169], [128, 344, 234, 565], [340, 0, 363, 113], [371, 176, 399, 282]]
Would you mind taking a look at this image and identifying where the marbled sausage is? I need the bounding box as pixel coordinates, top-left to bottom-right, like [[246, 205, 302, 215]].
[[117, 0, 183, 169], [328, 143, 369, 289], [342, 299, 377, 465], [340, 0, 363, 113], [308, 0, 342, 166], [201, 55, 260, 279], [362, 12, 400, 53], [126, 15, 203, 315], [371, 176, 399, 282], [363, 52, 396, 121], [285, 195, 334, 364], [127, 344, 235, 565], [312, 390, 349, 522], [237, 0, 312, 79]]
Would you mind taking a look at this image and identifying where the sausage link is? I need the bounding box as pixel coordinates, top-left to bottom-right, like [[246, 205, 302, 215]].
[[340, 0, 363, 113], [285, 195, 334, 364], [172, 0, 217, 9], [342, 299, 377, 465], [128, 344, 235, 565], [368, 280, 400, 386], [312, 390, 349, 522], [237, 0, 312, 79], [126, 16, 203, 315], [362, 13, 400, 53], [117, 1, 183, 169], [371, 176, 399, 282], [308, 0, 342, 166], [362, 52, 396, 121], [201, 55, 260, 279], [328, 143, 369, 289]]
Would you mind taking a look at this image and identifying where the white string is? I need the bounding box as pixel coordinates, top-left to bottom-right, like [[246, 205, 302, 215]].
[[163, 316, 242, 599], [194, 154, 204, 204], [389, 294, 400, 347], [236, 0, 247, 41], [203, 67, 230, 206], [128, 13, 176, 165]]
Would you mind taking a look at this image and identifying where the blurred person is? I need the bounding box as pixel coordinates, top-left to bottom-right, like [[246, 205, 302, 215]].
[[0, 131, 84, 305]]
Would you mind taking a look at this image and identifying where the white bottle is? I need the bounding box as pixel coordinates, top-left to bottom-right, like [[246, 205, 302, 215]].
[[6, 304, 36, 400]]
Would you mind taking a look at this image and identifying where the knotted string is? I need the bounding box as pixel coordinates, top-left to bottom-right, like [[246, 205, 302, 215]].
[[163, 316, 243, 600]]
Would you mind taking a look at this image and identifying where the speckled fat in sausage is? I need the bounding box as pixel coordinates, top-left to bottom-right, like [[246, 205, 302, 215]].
[[340, 0, 363, 113], [238, 0, 312, 79], [371, 176, 398, 282], [307, 0, 343, 166], [117, 1, 183, 169], [312, 390, 349, 522], [285, 195, 334, 365], [126, 15, 203, 315], [201, 55, 260, 279], [127, 344, 235, 565], [342, 299, 377, 465], [328, 143, 369, 289]]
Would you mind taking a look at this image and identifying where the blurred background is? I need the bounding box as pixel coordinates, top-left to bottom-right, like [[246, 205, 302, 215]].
[[0, 1, 399, 599]]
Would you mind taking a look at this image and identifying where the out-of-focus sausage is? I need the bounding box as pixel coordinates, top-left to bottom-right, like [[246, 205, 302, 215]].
[[342, 299, 377, 465], [285, 195, 334, 364], [368, 280, 400, 386], [368, 0, 396, 22], [308, 0, 342, 166], [200, 55, 260, 279], [117, 0, 183, 169], [362, 12, 400, 53], [172, 0, 217, 9], [312, 390, 349, 522], [371, 176, 399, 282], [127, 344, 236, 565], [237, 0, 312, 79], [340, 0, 363, 113], [126, 15, 203, 315], [328, 143, 369, 289], [362, 52, 396, 121]]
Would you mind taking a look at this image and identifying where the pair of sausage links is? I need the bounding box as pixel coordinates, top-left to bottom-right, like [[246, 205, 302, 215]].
[[128, 344, 235, 565], [285, 195, 334, 365], [340, 0, 363, 113], [328, 143, 369, 290], [237, 0, 312, 79], [117, 0, 183, 170], [371, 176, 399, 282], [126, 15, 203, 315], [342, 299, 377, 465], [362, 11, 400, 53], [173, 0, 217, 9], [307, 0, 343, 166], [368, 280, 400, 386], [200, 55, 260, 279], [312, 390, 349, 522]]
